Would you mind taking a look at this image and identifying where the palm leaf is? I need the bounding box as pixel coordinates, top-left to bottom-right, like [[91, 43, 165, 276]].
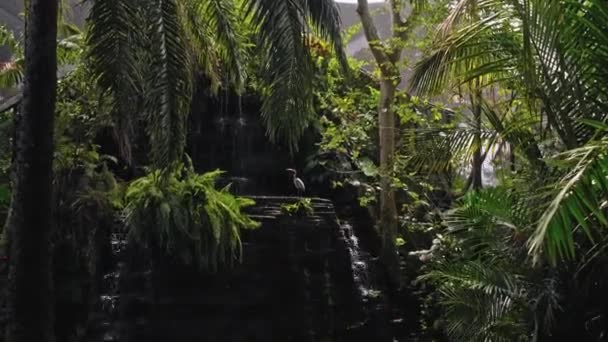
[[145, 0, 193, 168], [87, 0, 141, 164], [529, 138, 608, 264], [186, 0, 245, 89], [245, 0, 346, 152]]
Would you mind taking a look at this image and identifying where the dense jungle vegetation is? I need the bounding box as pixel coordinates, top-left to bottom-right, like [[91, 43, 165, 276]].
[[0, 0, 607, 341]]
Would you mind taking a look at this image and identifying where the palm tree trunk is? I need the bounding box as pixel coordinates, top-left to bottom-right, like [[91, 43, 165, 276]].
[[470, 90, 483, 190], [379, 79, 400, 287], [471, 140, 483, 189], [6, 0, 58, 341]]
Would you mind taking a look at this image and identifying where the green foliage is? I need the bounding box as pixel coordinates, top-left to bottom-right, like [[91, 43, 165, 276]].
[[280, 198, 314, 216], [0, 24, 83, 88], [530, 125, 608, 264], [87, 0, 192, 168], [86, 0, 347, 165], [412, 0, 608, 265], [312, 50, 447, 228], [417, 188, 559, 341], [412, 0, 608, 148], [124, 162, 259, 271], [244, 0, 348, 152], [0, 25, 23, 88]]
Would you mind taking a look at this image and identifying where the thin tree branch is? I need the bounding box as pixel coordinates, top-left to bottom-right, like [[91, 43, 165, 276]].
[[356, 0, 391, 76], [388, 0, 419, 64]]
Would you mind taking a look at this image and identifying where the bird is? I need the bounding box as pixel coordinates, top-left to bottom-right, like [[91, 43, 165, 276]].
[[286, 168, 305, 196]]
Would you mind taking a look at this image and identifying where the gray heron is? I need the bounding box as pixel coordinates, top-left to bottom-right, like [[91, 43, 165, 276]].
[[286, 168, 305, 196]]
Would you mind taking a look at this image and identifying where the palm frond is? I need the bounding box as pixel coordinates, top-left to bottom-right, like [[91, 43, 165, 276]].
[[145, 0, 193, 168], [245, 0, 346, 152], [302, 0, 348, 71], [529, 136, 608, 264], [421, 260, 529, 341], [178, 3, 222, 92], [87, 0, 141, 164], [446, 187, 530, 260], [411, 6, 519, 95], [522, 0, 608, 146], [186, 0, 245, 89], [413, 0, 608, 148], [404, 125, 496, 173]]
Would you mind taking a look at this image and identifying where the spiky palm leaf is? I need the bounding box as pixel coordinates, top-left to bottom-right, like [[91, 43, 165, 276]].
[[404, 124, 497, 174], [181, 0, 245, 91], [412, 0, 608, 148], [421, 260, 530, 342], [446, 187, 530, 260], [145, 0, 193, 168], [529, 130, 608, 264], [412, 0, 608, 264], [404, 94, 540, 176], [87, 0, 347, 164], [245, 0, 347, 152], [420, 188, 560, 341], [86, 0, 141, 164]]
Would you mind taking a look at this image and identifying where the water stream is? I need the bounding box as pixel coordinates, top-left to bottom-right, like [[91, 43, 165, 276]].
[[341, 221, 373, 303]]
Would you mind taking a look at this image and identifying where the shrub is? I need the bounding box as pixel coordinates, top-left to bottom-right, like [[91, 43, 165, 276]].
[[124, 162, 259, 271]]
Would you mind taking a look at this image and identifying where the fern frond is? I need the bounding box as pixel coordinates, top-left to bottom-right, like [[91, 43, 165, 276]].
[[124, 165, 259, 271]]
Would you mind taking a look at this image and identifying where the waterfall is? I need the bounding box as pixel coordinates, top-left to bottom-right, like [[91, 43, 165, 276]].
[[91, 232, 126, 341], [340, 221, 372, 302]]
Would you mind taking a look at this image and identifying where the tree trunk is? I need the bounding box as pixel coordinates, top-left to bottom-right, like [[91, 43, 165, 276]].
[[6, 0, 58, 341], [378, 79, 400, 287], [471, 140, 482, 190], [470, 90, 483, 190]]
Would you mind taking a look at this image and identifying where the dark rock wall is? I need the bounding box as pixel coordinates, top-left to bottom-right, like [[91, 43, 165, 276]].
[[187, 90, 318, 197], [86, 197, 383, 342]]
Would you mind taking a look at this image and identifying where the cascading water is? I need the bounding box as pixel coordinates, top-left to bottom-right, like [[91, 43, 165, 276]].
[[340, 221, 373, 302], [87, 230, 134, 342], [337, 214, 413, 342]]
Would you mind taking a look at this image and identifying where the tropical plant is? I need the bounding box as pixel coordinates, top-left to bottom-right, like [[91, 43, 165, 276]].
[[410, 1, 608, 339], [354, 0, 431, 284], [86, 0, 348, 168], [0, 24, 83, 88], [280, 197, 314, 217], [411, 0, 608, 262], [418, 188, 560, 341], [123, 162, 259, 271], [0, 25, 24, 88], [530, 122, 608, 264]]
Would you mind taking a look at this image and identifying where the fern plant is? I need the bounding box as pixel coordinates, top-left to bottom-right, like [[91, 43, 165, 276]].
[[123, 162, 259, 271]]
